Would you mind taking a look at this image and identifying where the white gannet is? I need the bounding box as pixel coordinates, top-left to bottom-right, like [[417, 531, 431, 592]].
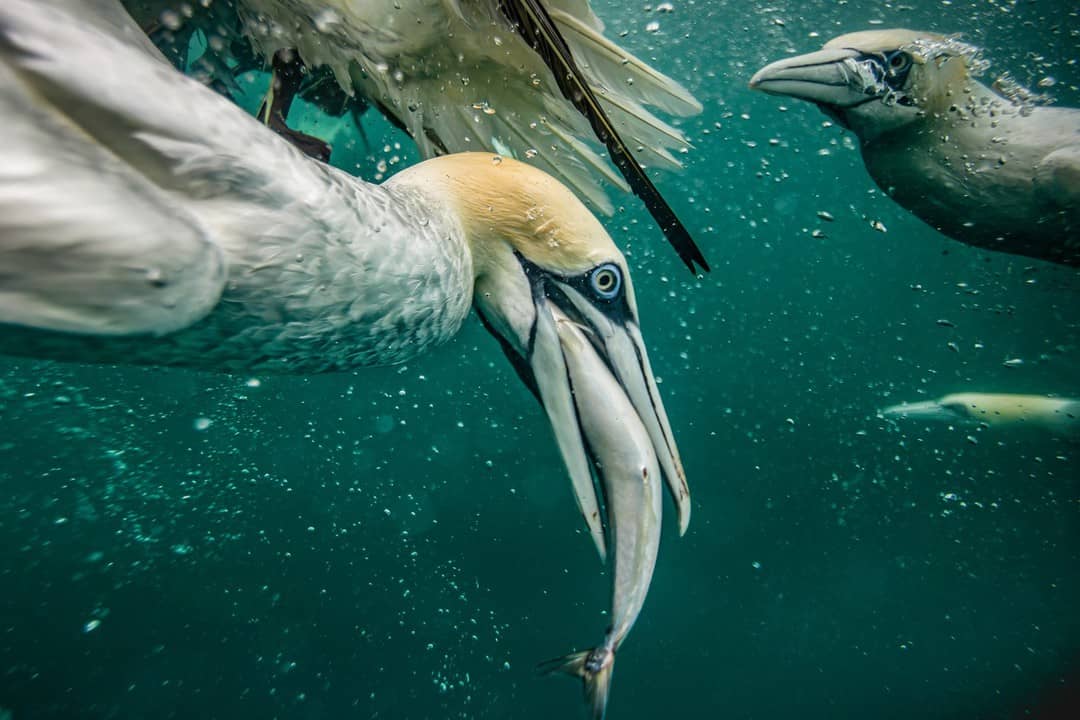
[[750, 29, 1080, 267], [0, 2, 690, 715], [881, 393, 1080, 439]]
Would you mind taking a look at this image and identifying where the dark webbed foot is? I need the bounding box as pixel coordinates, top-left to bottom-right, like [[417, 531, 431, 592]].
[[258, 49, 332, 163], [273, 125, 332, 164]]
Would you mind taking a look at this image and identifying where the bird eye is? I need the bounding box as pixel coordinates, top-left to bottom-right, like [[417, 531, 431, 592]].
[[888, 51, 911, 72], [589, 263, 622, 300]]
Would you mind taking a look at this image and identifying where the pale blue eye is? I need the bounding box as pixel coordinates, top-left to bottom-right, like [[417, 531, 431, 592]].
[[589, 263, 622, 300]]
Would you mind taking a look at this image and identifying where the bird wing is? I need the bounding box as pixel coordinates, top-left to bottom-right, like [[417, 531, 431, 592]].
[[238, 0, 702, 217], [66, 0, 173, 63], [546, 2, 702, 119], [497, 0, 708, 272], [0, 0, 226, 336], [355, 47, 631, 215]]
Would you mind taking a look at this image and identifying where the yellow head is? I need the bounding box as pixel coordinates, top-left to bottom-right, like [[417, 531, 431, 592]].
[[391, 152, 620, 277]]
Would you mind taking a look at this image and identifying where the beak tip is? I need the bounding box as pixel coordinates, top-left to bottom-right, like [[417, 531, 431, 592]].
[[678, 508, 690, 536], [879, 404, 914, 419]]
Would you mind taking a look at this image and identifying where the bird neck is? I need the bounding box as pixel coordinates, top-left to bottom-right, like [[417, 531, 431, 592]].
[[913, 54, 975, 115], [860, 73, 1018, 150]]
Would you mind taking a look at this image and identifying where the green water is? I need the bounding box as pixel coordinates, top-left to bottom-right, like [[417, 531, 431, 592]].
[[1, 1, 1078, 718]]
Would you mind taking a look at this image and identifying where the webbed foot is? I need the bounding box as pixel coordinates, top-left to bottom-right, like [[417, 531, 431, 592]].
[[258, 49, 332, 163]]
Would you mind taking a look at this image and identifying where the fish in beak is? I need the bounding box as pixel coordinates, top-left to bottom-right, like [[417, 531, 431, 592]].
[[473, 249, 686, 720], [475, 251, 688, 559]]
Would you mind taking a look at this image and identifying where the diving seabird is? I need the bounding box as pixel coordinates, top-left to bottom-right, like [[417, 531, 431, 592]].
[[1, 0, 695, 561], [750, 29, 1080, 267], [881, 392, 1080, 438], [2, 5, 695, 715]]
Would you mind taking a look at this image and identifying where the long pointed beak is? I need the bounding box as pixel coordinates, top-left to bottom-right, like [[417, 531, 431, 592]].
[[749, 48, 872, 106], [528, 284, 688, 560], [880, 399, 966, 424]]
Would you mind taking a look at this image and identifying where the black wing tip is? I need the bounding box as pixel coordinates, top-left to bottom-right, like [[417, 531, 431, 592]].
[[662, 217, 710, 275], [644, 191, 709, 275], [677, 241, 711, 276]]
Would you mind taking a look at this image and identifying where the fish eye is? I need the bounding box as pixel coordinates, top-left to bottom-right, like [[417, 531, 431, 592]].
[[588, 263, 622, 300]]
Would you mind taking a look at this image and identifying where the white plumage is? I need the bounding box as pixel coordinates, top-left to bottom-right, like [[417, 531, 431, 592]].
[[751, 29, 1080, 266], [234, 0, 702, 213], [0, 0, 691, 551], [0, 5, 692, 718], [2, 0, 473, 371]]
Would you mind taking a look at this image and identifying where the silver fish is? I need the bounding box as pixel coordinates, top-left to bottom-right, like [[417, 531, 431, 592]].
[[539, 305, 666, 720]]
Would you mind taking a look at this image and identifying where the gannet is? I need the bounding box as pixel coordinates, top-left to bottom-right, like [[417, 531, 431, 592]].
[[750, 29, 1080, 267], [0, 3, 690, 715], [881, 393, 1080, 438]]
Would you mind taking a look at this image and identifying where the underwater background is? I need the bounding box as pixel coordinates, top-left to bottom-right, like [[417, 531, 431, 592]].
[[1, 0, 1078, 718]]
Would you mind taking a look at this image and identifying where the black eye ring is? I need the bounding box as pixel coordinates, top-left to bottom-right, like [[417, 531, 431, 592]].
[[589, 263, 622, 300], [888, 51, 911, 72]]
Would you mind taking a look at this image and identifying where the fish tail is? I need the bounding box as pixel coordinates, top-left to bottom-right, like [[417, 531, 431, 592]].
[[539, 647, 615, 720]]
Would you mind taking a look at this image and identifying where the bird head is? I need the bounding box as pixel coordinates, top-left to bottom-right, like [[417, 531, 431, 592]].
[[880, 393, 977, 425], [750, 29, 974, 142], [389, 153, 689, 557]]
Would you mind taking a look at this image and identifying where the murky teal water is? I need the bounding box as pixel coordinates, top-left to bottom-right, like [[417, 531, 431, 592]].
[[2, 1, 1078, 718]]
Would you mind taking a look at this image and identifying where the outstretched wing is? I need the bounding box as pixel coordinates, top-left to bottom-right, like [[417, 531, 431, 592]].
[[238, 0, 708, 272], [0, 0, 226, 336]]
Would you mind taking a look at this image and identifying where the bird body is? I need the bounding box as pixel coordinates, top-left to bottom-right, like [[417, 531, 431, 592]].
[[1, 7, 691, 717], [2, 0, 472, 371], [751, 29, 1080, 266], [859, 82, 1080, 263], [882, 392, 1080, 438]]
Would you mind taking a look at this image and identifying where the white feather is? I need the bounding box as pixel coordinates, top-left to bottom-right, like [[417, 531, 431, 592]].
[[236, 0, 701, 213], [0, 0, 473, 371]]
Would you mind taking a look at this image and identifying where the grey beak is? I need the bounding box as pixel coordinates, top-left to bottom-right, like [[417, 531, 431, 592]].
[[749, 48, 873, 107], [880, 399, 965, 424]]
